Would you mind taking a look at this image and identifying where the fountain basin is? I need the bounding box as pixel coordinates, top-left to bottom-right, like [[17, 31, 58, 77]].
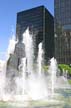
[[0, 100, 69, 108], [0, 91, 71, 108]]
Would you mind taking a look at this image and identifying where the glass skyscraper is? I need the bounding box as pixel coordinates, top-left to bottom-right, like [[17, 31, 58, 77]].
[[16, 6, 54, 64], [55, 0, 71, 27], [54, 0, 71, 64]]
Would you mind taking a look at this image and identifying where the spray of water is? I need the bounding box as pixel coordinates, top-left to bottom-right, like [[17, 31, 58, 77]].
[[0, 60, 6, 100], [22, 28, 48, 100], [0, 28, 70, 104], [7, 35, 17, 60], [0, 30, 19, 101], [37, 42, 43, 76], [48, 57, 57, 96], [23, 28, 34, 74]]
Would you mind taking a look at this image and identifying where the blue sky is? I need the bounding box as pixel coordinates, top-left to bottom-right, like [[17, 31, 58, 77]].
[[0, 0, 54, 60]]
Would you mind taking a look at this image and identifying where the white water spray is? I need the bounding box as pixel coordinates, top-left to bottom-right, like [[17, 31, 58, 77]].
[[23, 28, 34, 74], [37, 42, 43, 75], [7, 35, 17, 60], [0, 28, 70, 105], [49, 57, 57, 96]]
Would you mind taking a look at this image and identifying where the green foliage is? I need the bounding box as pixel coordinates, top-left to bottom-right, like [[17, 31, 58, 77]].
[[33, 63, 71, 75], [68, 80, 71, 84], [42, 65, 48, 71], [58, 64, 71, 74]]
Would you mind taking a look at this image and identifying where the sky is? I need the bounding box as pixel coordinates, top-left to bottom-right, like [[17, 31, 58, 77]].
[[0, 0, 54, 60]]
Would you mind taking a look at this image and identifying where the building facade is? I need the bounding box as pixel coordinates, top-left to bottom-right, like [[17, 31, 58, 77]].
[[16, 6, 54, 64], [54, 0, 71, 64]]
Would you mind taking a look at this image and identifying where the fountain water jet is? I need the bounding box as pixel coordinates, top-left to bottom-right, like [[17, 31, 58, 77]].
[[37, 42, 43, 76], [23, 28, 34, 75], [7, 34, 17, 60], [49, 57, 57, 96]]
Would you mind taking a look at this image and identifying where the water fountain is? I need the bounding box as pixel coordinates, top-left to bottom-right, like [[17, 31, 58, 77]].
[[37, 42, 43, 76], [0, 28, 71, 108], [48, 57, 57, 97]]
